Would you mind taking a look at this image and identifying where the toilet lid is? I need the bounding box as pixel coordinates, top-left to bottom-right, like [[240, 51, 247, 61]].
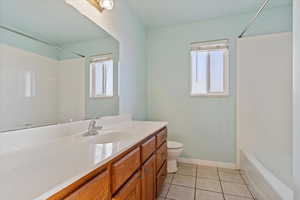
[[167, 141, 183, 149]]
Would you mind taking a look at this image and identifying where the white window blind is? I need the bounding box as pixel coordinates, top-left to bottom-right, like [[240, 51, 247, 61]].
[[90, 54, 113, 98], [190, 40, 229, 96]]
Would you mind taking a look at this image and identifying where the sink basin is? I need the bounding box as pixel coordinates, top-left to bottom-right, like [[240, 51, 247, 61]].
[[84, 131, 135, 144]]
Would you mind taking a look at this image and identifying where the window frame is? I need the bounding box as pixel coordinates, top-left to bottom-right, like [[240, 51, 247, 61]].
[[89, 54, 114, 99], [190, 40, 229, 97]]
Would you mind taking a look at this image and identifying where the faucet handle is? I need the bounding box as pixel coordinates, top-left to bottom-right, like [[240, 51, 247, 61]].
[[88, 120, 96, 130]]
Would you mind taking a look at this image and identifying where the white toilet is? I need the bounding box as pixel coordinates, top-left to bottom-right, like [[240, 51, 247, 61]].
[[167, 141, 184, 173]]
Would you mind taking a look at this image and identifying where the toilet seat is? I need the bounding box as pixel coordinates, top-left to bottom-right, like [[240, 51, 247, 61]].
[[167, 141, 183, 149]]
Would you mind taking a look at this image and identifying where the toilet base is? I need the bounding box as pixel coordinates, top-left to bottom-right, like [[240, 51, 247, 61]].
[[167, 160, 178, 173]]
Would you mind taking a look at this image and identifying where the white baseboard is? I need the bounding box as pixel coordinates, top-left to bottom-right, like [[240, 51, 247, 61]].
[[240, 150, 293, 200], [178, 157, 237, 169]]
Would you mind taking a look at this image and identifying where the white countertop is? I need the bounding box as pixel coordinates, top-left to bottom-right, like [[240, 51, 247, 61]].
[[0, 120, 167, 200]]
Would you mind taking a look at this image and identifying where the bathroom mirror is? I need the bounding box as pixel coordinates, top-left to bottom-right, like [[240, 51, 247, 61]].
[[0, 0, 119, 132]]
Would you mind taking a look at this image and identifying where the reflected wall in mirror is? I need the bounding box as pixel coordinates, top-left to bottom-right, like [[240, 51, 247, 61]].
[[0, 0, 119, 132]]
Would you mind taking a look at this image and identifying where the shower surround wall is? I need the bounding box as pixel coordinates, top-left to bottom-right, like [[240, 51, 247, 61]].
[[0, 44, 58, 130], [293, 0, 300, 198], [57, 58, 86, 123], [237, 33, 293, 199], [0, 44, 85, 131]]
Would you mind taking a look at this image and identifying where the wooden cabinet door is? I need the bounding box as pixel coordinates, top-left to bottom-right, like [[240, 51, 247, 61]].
[[64, 170, 110, 200], [156, 128, 167, 148], [112, 171, 141, 200], [141, 154, 156, 200], [156, 162, 167, 197], [156, 142, 167, 172]]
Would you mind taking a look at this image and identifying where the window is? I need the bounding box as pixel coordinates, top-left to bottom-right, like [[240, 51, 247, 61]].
[[190, 40, 229, 96], [90, 54, 113, 98]]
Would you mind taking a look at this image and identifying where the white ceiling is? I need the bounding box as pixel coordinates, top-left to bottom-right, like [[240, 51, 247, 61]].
[[126, 0, 292, 28]]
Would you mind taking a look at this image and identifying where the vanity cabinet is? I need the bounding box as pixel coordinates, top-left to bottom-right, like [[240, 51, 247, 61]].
[[141, 136, 156, 163], [112, 171, 141, 200], [63, 170, 110, 200], [156, 142, 167, 173], [48, 127, 168, 200], [156, 128, 167, 148], [141, 154, 156, 200], [155, 128, 167, 198], [156, 162, 167, 196], [111, 147, 141, 193]]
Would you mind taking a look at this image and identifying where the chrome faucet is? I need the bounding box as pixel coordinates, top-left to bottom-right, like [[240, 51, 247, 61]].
[[84, 120, 103, 136]]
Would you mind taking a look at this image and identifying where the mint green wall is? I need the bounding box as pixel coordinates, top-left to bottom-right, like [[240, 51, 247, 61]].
[[146, 5, 292, 163], [293, 0, 300, 198], [61, 37, 120, 119], [0, 28, 59, 60]]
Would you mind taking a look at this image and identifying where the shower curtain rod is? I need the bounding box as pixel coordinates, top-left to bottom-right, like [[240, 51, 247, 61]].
[[0, 25, 86, 58], [238, 0, 271, 38]]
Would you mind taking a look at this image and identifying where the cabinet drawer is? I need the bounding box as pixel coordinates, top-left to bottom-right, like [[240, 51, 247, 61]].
[[141, 136, 156, 163], [112, 147, 141, 193], [156, 142, 167, 172], [64, 170, 110, 200], [156, 128, 167, 148], [156, 162, 167, 197], [112, 171, 141, 200]]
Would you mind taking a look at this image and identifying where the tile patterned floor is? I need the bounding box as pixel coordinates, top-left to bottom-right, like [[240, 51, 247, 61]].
[[158, 163, 255, 200]]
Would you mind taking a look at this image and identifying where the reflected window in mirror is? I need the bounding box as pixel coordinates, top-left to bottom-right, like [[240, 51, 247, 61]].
[[24, 71, 36, 98], [90, 54, 114, 98]]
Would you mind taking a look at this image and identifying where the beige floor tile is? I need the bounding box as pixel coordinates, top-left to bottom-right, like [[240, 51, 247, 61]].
[[241, 174, 250, 185], [218, 168, 240, 174], [177, 165, 197, 176], [196, 189, 224, 200], [166, 174, 174, 184], [225, 195, 253, 200], [246, 185, 256, 199], [157, 198, 165, 200], [196, 178, 222, 192], [198, 165, 218, 172], [197, 168, 219, 180], [222, 182, 252, 198], [158, 183, 171, 197], [178, 162, 197, 168], [219, 172, 244, 184], [167, 185, 195, 200], [173, 174, 196, 187]]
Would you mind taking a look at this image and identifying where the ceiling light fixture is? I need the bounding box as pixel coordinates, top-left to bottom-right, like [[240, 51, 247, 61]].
[[100, 0, 114, 10], [88, 0, 114, 12]]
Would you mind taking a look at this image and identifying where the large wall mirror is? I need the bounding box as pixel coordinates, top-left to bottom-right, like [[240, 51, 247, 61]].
[[0, 0, 119, 132]]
